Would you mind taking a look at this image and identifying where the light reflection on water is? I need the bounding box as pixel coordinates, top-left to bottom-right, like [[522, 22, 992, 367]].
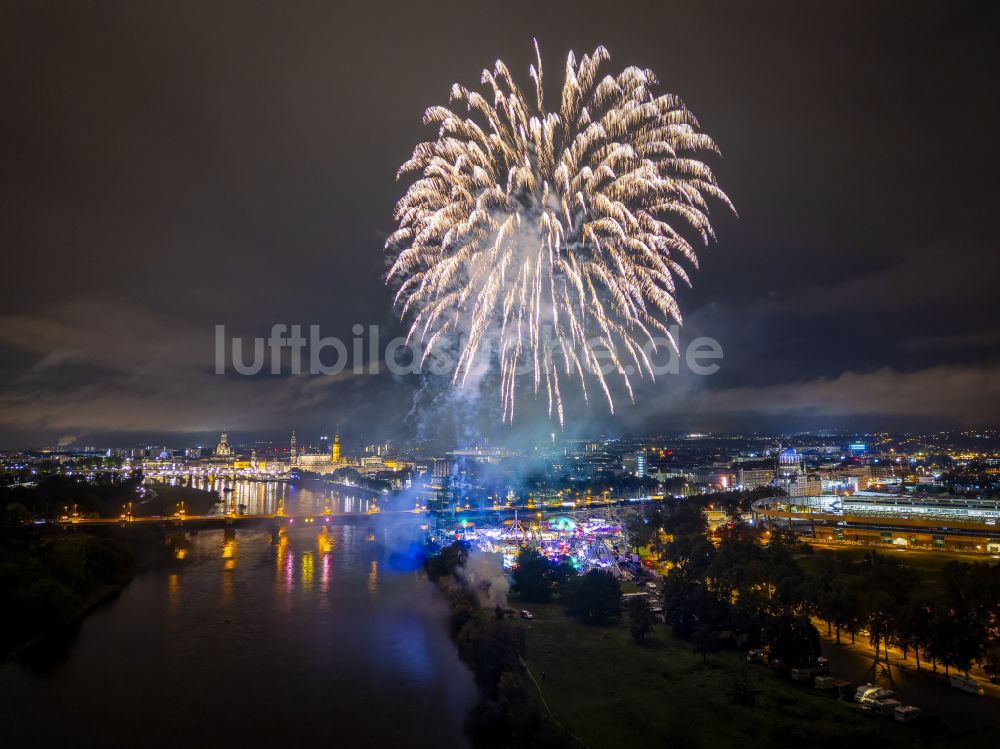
[[0, 521, 475, 748], [159, 476, 375, 516]]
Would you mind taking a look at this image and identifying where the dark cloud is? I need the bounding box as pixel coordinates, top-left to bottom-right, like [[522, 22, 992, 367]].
[[1, 1, 998, 446]]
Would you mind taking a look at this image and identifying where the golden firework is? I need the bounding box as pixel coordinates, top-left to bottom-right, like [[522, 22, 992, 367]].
[[387, 41, 733, 425]]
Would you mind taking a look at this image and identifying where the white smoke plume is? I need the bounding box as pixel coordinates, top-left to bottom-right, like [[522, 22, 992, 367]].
[[455, 552, 510, 609]]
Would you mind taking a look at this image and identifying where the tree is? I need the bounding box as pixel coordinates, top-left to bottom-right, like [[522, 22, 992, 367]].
[[764, 614, 821, 668], [908, 601, 934, 671], [808, 553, 843, 638], [983, 642, 1000, 684], [622, 513, 656, 555], [424, 541, 469, 581], [549, 559, 578, 592], [662, 500, 708, 538], [456, 617, 526, 695], [564, 569, 622, 623], [662, 569, 701, 639], [628, 594, 655, 643], [692, 622, 719, 664], [926, 602, 984, 676], [511, 548, 554, 602]]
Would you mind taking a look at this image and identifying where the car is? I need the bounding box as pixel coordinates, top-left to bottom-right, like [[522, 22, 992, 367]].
[[519, 610, 534, 620], [746, 648, 766, 663]]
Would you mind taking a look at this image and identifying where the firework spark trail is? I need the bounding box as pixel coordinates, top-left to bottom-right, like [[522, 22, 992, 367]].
[[387, 41, 733, 426]]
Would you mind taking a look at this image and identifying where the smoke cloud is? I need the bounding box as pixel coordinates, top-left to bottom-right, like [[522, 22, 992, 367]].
[[454, 552, 509, 609]]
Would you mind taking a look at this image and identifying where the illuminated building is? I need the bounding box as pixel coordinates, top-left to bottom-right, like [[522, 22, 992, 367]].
[[290, 430, 298, 466], [785, 473, 823, 498], [623, 451, 647, 478], [738, 467, 775, 491], [776, 447, 802, 480], [294, 431, 348, 474], [214, 432, 233, 457]]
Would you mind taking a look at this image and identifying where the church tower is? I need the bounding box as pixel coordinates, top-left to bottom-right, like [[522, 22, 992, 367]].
[[331, 433, 341, 464], [290, 430, 298, 466]]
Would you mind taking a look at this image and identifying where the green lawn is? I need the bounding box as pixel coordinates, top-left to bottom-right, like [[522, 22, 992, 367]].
[[797, 544, 990, 598], [515, 596, 991, 749]]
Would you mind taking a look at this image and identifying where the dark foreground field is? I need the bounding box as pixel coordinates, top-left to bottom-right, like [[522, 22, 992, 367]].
[[514, 596, 996, 749]]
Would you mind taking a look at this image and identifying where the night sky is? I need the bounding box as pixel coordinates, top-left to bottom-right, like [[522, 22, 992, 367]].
[[2, 1, 999, 448]]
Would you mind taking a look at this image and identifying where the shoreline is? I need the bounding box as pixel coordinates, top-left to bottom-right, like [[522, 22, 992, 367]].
[[0, 528, 169, 663], [2, 576, 133, 662]]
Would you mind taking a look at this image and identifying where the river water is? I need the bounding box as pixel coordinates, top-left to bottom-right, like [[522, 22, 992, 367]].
[[0, 481, 476, 748]]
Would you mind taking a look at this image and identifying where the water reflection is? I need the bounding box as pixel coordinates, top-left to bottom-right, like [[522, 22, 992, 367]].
[[317, 527, 333, 554], [167, 573, 181, 614], [157, 476, 378, 517], [221, 528, 237, 571], [0, 521, 476, 748], [301, 551, 314, 587]]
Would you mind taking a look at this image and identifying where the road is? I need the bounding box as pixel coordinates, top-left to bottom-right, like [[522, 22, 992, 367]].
[[817, 631, 1000, 730]]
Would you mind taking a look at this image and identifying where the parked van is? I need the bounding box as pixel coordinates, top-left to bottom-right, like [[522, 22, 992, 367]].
[[949, 675, 984, 695], [855, 684, 894, 704]]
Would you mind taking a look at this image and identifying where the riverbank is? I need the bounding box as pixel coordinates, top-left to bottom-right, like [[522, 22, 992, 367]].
[[513, 596, 995, 749], [0, 528, 164, 659], [423, 543, 574, 747], [136, 484, 221, 516]]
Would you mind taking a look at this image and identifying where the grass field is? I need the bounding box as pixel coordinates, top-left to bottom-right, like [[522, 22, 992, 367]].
[[796, 543, 993, 598], [515, 595, 993, 749]]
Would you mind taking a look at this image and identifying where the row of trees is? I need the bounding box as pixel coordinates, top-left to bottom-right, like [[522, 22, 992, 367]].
[[424, 542, 572, 747], [809, 550, 1000, 676], [648, 501, 822, 666], [2, 472, 144, 523], [638, 500, 1000, 678], [511, 548, 622, 625]]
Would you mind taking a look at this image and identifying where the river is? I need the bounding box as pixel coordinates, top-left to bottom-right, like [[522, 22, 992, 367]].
[[0, 481, 476, 748]]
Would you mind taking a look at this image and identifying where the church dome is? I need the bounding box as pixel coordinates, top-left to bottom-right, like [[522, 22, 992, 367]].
[[778, 448, 800, 464]]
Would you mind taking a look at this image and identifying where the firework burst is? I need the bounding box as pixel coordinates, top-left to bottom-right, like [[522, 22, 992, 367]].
[[387, 41, 733, 426]]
